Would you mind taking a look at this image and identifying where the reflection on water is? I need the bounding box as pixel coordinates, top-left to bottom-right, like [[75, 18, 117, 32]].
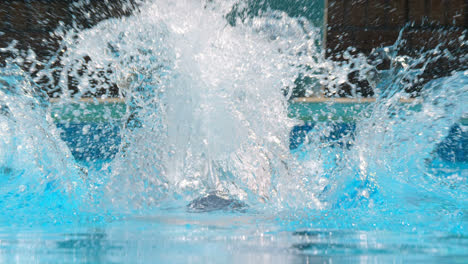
[[1, 220, 468, 263]]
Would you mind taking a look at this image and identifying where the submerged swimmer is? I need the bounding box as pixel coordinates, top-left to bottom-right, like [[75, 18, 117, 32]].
[[187, 191, 248, 213]]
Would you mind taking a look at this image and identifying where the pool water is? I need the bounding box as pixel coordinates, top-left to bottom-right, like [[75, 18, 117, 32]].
[[0, 0, 467, 262], [1, 217, 467, 263], [56, 120, 466, 168], [0, 116, 463, 263]]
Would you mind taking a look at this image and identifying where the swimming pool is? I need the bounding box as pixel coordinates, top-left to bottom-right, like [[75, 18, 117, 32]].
[[0, 99, 465, 263], [0, 0, 467, 262]]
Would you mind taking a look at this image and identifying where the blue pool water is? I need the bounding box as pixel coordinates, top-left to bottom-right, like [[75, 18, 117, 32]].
[[0, 0, 467, 262], [0, 118, 460, 263], [58, 121, 467, 164], [0, 119, 466, 263]]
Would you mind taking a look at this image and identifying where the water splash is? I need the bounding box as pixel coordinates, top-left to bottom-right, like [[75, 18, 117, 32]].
[[0, 64, 87, 223], [0, 0, 466, 233], [48, 0, 332, 212]]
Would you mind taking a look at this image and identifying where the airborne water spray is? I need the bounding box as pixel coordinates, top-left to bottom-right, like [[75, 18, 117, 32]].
[[52, 0, 331, 212], [0, 0, 465, 230]]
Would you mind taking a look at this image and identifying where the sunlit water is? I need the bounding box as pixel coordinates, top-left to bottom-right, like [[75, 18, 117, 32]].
[[0, 0, 467, 262]]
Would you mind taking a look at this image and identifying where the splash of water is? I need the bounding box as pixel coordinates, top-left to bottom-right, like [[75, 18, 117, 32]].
[[49, 0, 332, 212], [0, 0, 466, 232], [0, 64, 87, 223]]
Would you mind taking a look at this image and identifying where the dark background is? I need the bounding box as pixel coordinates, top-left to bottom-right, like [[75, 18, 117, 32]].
[[0, 0, 136, 60], [326, 0, 468, 97], [0, 0, 467, 98]]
